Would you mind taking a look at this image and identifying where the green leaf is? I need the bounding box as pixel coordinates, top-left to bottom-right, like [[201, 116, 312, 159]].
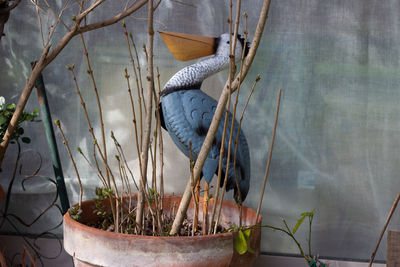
[[301, 209, 315, 217], [235, 230, 248, 255], [0, 115, 6, 125], [7, 103, 16, 110], [243, 228, 252, 239], [244, 229, 255, 254], [21, 137, 31, 144], [292, 215, 306, 234]]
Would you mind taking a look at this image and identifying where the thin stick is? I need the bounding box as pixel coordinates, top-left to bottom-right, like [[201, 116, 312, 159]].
[[202, 181, 209, 235], [111, 126, 139, 191], [55, 119, 82, 207], [156, 67, 164, 200], [136, 0, 155, 231], [233, 75, 258, 227], [368, 191, 400, 267], [79, 33, 110, 186], [67, 64, 112, 198], [124, 68, 144, 188], [213, 0, 242, 234], [22, 245, 37, 267], [91, 144, 108, 187], [129, 32, 147, 117], [31, 0, 45, 48], [124, 25, 144, 150], [0, 249, 6, 267], [42, 0, 71, 43], [152, 68, 164, 233], [255, 88, 281, 222], [209, 0, 237, 235], [189, 142, 199, 233]]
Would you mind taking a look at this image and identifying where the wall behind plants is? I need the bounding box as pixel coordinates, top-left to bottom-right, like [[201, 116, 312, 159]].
[[0, 0, 399, 262]]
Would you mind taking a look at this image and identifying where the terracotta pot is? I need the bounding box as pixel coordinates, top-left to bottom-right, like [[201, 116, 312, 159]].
[[64, 194, 261, 267]]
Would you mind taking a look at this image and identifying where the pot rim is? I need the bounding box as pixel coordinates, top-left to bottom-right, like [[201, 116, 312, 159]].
[[64, 194, 262, 241]]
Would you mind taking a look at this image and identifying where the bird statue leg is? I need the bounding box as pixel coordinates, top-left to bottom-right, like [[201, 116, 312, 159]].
[[202, 181, 209, 235], [193, 179, 200, 232]]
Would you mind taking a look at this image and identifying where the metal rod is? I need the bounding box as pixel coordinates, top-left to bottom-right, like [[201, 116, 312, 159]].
[[33, 64, 70, 214]]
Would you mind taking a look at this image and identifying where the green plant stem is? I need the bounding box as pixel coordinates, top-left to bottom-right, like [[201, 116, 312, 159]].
[[308, 215, 313, 258], [282, 220, 311, 265]]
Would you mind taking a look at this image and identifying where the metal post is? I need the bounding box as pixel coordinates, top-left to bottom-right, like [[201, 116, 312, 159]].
[[33, 66, 70, 214]]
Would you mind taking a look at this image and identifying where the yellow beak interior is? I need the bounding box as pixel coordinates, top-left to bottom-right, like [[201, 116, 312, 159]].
[[159, 31, 215, 61]]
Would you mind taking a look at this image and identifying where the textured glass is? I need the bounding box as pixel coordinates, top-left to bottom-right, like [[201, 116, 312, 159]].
[[1, 0, 399, 261]]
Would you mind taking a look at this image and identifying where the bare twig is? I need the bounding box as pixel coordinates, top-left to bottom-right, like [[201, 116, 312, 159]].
[[91, 143, 108, 187], [136, 0, 155, 231], [128, 32, 145, 148], [42, 0, 71, 42], [55, 119, 82, 207], [30, 0, 45, 47], [0, 249, 6, 267], [66, 64, 110, 187], [232, 12, 250, 228], [123, 24, 143, 153], [79, 0, 105, 18], [111, 130, 139, 191], [124, 68, 144, 187], [79, 32, 110, 186], [156, 67, 164, 199], [154, 0, 163, 10], [22, 245, 37, 267], [369, 191, 400, 267], [170, 0, 196, 8], [255, 88, 281, 222], [188, 142, 199, 233], [233, 74, 258, 226], [213, 0, 242, 234]]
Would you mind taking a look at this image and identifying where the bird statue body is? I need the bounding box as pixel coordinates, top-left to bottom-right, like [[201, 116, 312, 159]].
[[159, 32, 250, 202]]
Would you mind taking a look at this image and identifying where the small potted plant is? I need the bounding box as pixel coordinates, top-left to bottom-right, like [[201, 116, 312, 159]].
[[55, 0, 277, 266]]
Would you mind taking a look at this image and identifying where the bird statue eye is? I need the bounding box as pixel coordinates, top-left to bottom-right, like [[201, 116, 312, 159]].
[[226, 41, 230, 44]]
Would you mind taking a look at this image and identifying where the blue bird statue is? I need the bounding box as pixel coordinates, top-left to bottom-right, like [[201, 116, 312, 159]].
[[158, 31, 251, 204]]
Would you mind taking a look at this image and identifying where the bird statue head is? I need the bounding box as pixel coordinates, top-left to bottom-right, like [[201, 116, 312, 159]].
[[159, 31, 250, 62], [214, 33, 250, 60]]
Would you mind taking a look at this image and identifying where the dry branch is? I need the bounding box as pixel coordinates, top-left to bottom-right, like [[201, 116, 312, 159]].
[[136, 0, 155, 231], [255, 88, 281, 222], [369, 191, 400, 267]]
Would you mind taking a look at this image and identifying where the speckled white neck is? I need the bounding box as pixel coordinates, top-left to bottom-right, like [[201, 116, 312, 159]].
[[162, 55, 229, 93]]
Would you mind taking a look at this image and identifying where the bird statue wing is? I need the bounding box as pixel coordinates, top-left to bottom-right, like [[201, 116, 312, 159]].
[[160, 89, 250, 199]]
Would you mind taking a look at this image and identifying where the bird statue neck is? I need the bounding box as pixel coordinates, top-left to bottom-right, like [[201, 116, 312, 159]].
[[161, 55, 229, 96]]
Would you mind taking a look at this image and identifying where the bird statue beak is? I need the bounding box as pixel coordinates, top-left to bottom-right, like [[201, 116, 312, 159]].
[[159, 31, 216, 61]]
